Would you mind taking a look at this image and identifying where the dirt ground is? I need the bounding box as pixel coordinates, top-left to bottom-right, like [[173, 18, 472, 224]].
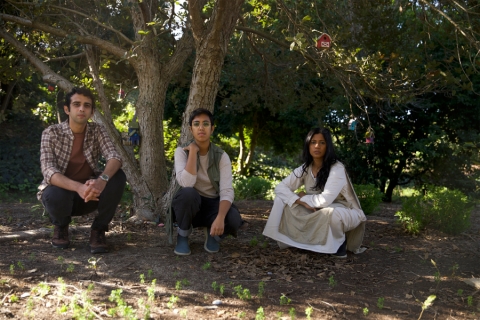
[[0, 199, 479, 320]]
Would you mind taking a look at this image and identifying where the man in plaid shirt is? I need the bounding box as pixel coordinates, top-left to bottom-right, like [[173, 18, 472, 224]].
[[38, 87, 126, 253]]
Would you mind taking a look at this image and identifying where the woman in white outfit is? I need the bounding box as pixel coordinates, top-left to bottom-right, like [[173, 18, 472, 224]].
[[262, 128, 367, 258]]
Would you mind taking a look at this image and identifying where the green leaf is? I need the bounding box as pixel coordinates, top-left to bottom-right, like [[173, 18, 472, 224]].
[[422, 295, 436, 310], [138, 30, 150, 35], [302, 15, 311, 22]]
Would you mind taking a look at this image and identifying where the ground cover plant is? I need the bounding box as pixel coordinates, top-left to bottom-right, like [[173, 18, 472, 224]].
[[0, 196, 479, 319]]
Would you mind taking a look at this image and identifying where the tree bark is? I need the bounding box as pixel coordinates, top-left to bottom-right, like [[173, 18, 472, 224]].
[[237, 125, 246, 173]]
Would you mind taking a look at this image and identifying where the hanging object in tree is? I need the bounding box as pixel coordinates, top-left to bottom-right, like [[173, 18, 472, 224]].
[[365, 127, 375, 144], [128, 115, 140, 146], [348, 118, 357, 131], [118, 89, 125, 99], [316, 33, 332, 49]]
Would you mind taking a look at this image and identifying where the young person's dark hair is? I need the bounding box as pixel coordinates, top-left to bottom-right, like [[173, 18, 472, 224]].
[[188, 108, 214, 126], [64, 87, 96, 111], [297, 127, 339, 191]]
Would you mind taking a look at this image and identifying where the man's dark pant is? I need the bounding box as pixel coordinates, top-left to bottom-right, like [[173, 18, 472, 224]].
[[172, 187, 242, 237], [41, 170, 126, 231]]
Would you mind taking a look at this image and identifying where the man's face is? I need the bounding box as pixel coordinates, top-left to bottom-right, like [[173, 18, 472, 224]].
[[190, 113, 214, 143], [64, 93, 94, 126]]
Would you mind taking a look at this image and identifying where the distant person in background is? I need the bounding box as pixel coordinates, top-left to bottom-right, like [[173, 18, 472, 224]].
[[263, 128, 367, 258], [166, 108, 243, 256], [38, 87, 126, 254]]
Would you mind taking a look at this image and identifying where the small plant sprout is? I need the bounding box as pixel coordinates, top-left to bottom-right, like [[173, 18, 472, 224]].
[[431, 259, 442, 291], [234, 285, 251, 300], [147, 269, 153, 279], [66, 263, 75, 273], [280, 293, 291, 305], [88, 257, 101, 272], [16, 261, 25, 271], [33, 282, 51, 298], [418, 295, 436, 320], [457, 289, 464, 296], [328, 275, 337, 288], [9, 264, 14, 275], [377, 297, 385, 309], [305, 306, 313, 319], [258, 281, 265, 298], [139, 273, 145, 284], [467, 296, 473, 307], [57, 256, 65, 265], [9, 294, 19, 303], [256, 306, 265, 320], [250, 236, 258, 247], [167, 294, 178, 309], [57, 277, 66, 296], [276, 311, 283, 319], [261, 240, 268, 248], [238, 311, 246, 318], [202, 261, 211, 270], [180, 309, 188, 318], [147, 279, 156, 302], [175, 280, 182, 290], [126, 233, 132, 241], [289, 307, 296, 320], [450, 263, 459, 277], [212, 281, 219, 292], [363, 307, 369, 316]]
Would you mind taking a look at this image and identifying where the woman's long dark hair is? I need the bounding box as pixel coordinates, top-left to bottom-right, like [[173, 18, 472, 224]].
[[296, 128, 339, 191]]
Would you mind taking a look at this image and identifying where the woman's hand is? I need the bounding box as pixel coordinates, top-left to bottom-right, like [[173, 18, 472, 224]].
[[183, 141, 199, 153], [295, 194, 315, 212]]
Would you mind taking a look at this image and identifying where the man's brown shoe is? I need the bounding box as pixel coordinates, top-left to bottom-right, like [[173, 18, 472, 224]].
[[52, 225, 70, 249], [89, 229, 109, 254]]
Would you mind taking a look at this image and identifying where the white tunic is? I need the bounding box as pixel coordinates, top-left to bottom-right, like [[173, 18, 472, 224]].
[[263, 162, 366, 254]]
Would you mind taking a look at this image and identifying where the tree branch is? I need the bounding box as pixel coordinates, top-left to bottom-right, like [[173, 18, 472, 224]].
[[43, 52, 86, 62], [188, 0, 206, 42], [0, 27, 73, 91], [0, 13, 130, 62], [6, 1, 134, 45]]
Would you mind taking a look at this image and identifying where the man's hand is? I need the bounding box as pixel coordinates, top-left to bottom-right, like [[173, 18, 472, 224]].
[[183, 141, 199, 153], [210, 217, 225, 236], [80, 178, 107, 202]]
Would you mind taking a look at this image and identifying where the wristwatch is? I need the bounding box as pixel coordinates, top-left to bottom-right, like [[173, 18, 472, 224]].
[[99, 174, 109, 182]]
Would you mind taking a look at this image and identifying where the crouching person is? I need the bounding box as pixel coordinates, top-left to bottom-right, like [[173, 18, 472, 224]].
[[166, 108, 242, 255], [38, 87, 126, 253]]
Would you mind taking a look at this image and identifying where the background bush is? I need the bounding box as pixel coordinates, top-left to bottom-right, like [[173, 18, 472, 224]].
[[353, 184, 383, 215], [234, 176, 273, 200], [0, 113, 44, 193], [395, 186, 473, 235]]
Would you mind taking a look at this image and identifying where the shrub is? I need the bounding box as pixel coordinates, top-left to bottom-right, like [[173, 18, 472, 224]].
[[353, 184, 383, 215], [234, 176, 272, 200], [395, 186, 473, 235]]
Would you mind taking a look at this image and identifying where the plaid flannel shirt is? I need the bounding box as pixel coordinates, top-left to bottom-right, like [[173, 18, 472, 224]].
[[37, 120, 122, 200]]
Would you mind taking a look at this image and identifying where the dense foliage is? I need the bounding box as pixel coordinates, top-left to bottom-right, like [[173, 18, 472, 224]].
[[395, 185, 474, 235]]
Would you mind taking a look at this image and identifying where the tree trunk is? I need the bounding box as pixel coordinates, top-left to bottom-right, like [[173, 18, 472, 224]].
[[161, 0, 244, 223], [243, 114, 259, 175], [237, 125, 246, 174], [179, 0, 245, 137]]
